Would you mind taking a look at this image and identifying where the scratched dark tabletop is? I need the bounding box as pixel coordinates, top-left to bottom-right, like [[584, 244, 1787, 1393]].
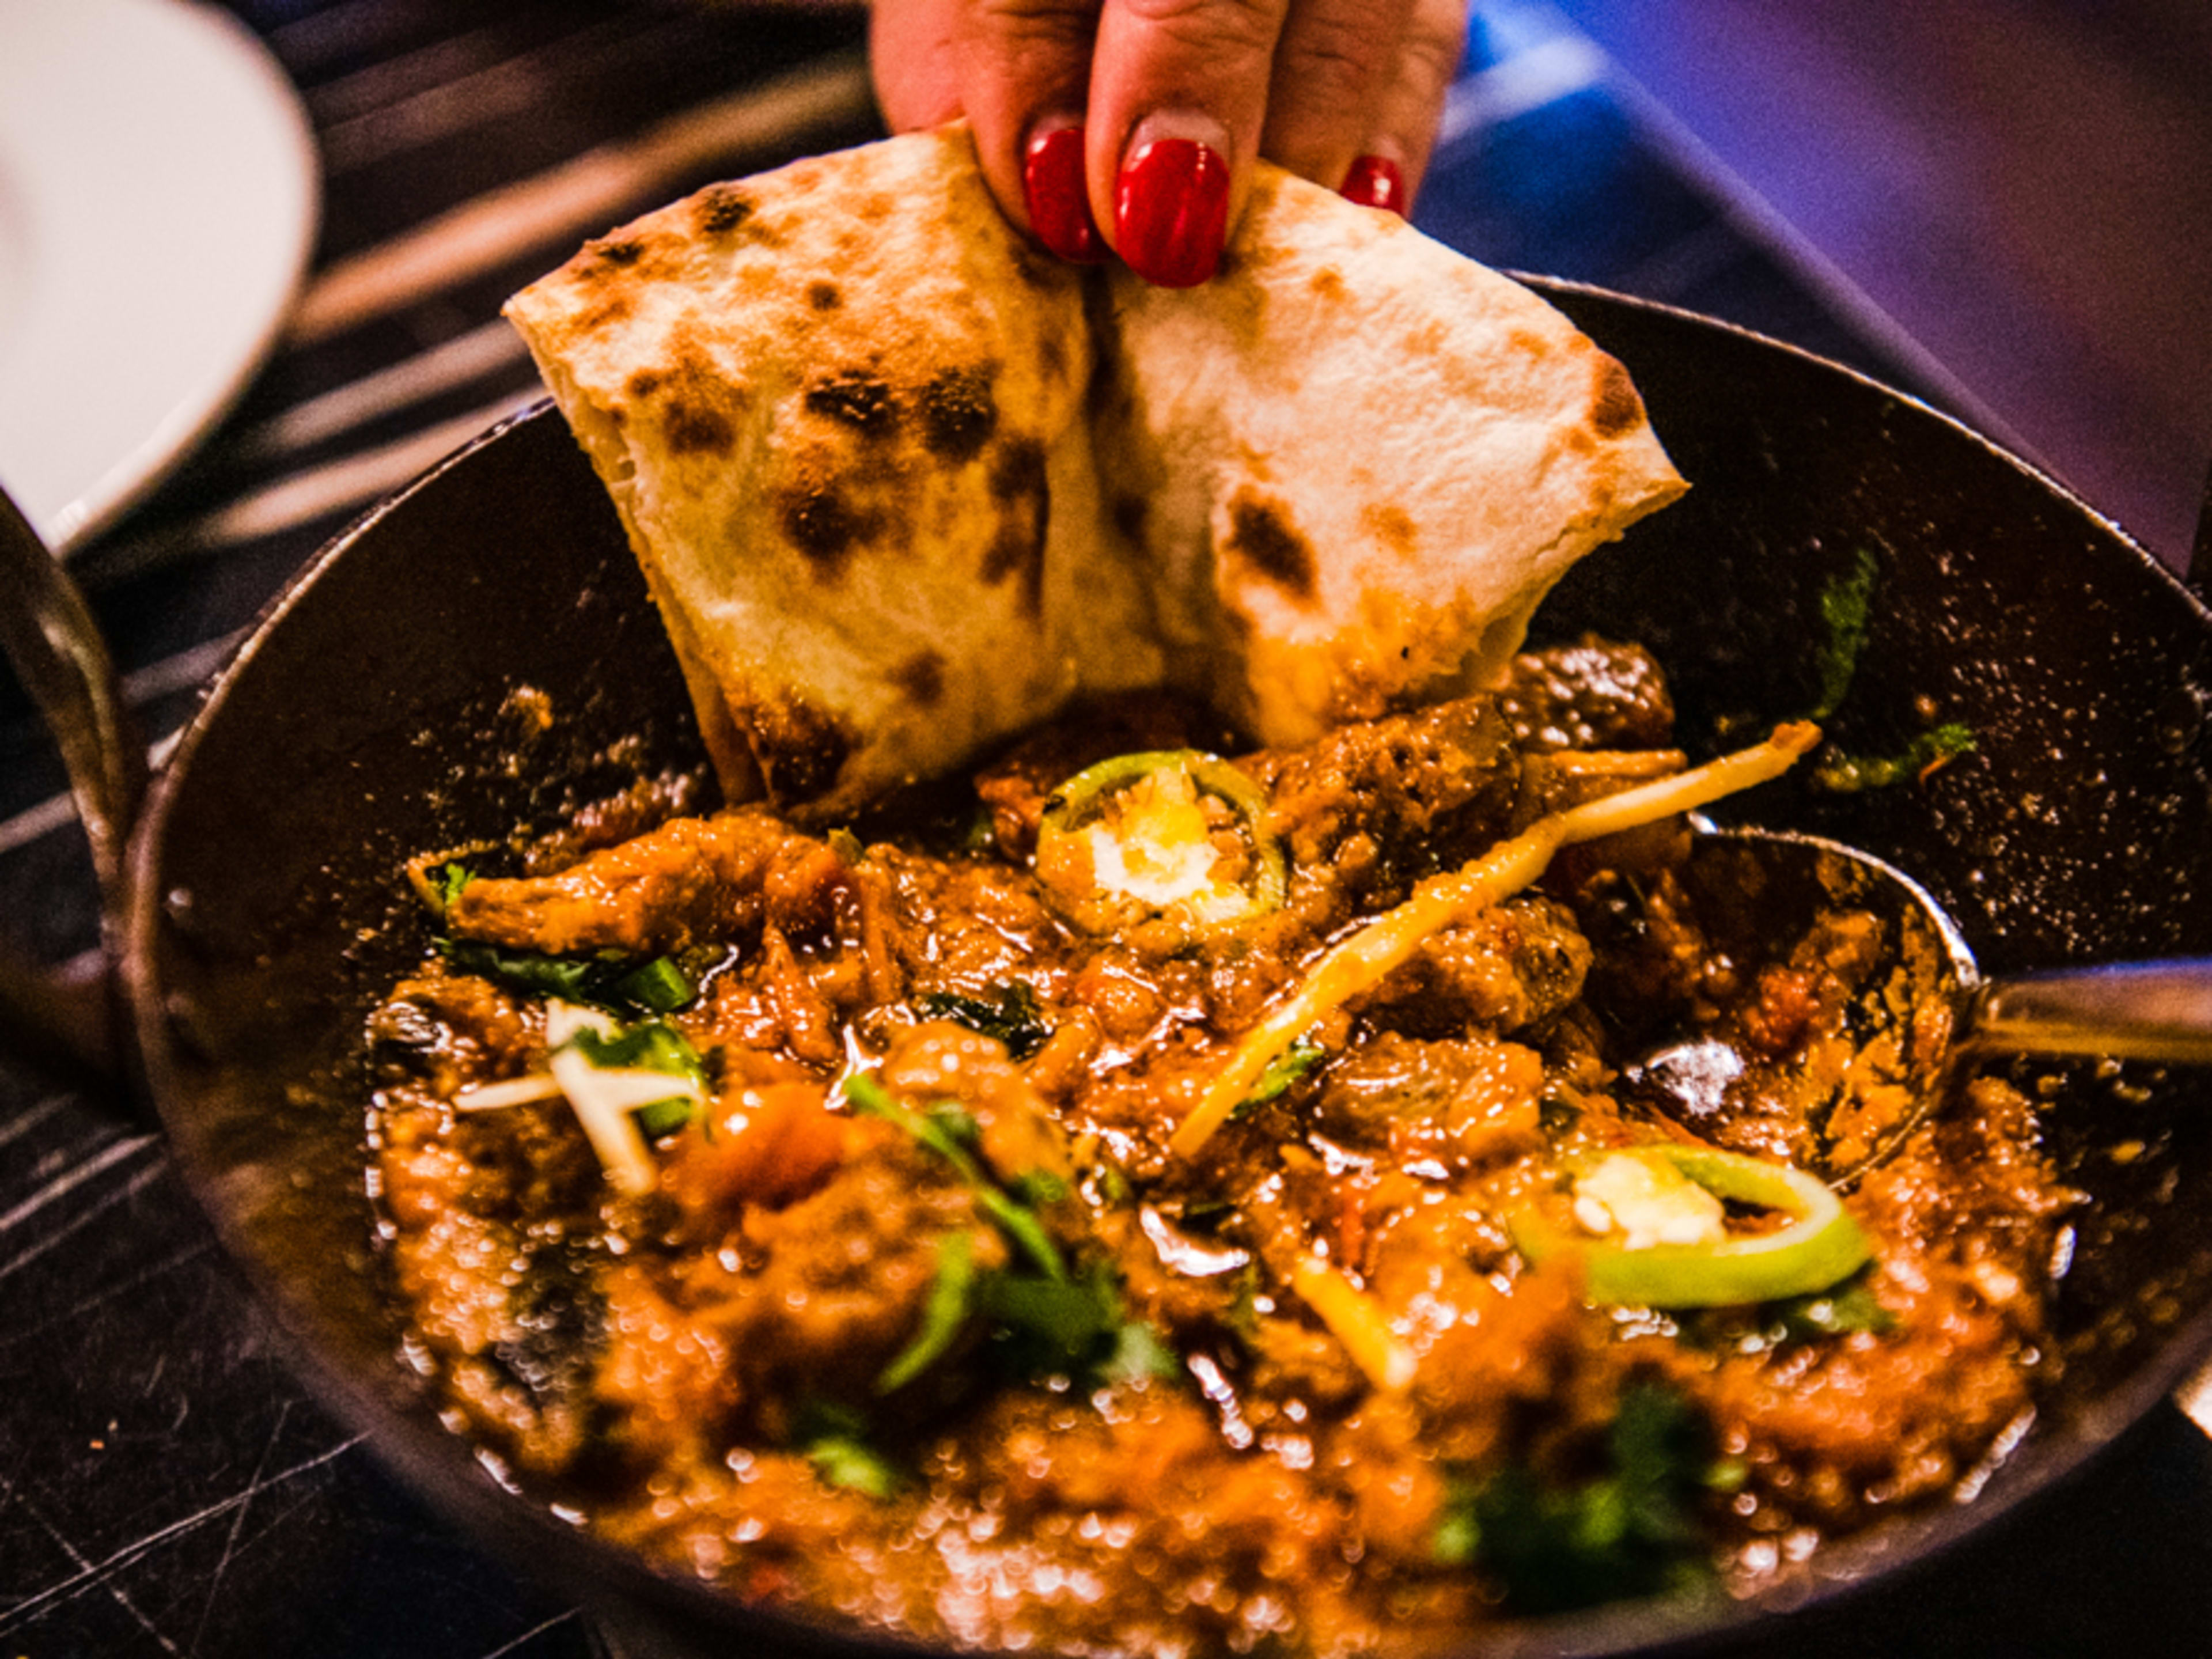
[[5, 3, 2212, 1656]]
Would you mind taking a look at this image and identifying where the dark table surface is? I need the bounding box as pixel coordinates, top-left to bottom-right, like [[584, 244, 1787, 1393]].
[[5, 2, 2211, 1654]]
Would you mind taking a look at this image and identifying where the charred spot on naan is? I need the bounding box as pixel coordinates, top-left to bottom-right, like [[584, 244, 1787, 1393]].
[[663, 388, 740, 458], [582, 236, 646, 271], [1222, 488, 1317, 603], [692, 184, 757, 240], [980, 438, 1050, 614], [804, 370, 901, 437], [1360, 502, 1419, 560], [1590, 354, 1646, 440], [1111, 492, 1148, 548], [573, 231, 691, 291], [892, 650, 948, 709], [919, 366, 999, 461], [778, 479, 878, 577], [624, 334, 750, 459], [734, 687, 853, 806]]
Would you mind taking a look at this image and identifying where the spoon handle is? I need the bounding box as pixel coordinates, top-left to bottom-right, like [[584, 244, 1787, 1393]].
[[1969, 960, 2212, 1063]]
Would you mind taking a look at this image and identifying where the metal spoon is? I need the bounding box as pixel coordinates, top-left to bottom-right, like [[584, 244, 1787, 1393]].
[[1618, 823, 2212, 1184]]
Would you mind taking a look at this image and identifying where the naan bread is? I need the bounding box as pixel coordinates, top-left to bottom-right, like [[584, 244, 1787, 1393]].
[[503, 130, 1164, 810], [1100, 166, 1687, 744], [506, 127, 1684, 816]]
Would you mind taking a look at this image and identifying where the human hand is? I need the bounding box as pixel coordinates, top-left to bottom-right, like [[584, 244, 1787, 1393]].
[[870, 0, 1470, 287]]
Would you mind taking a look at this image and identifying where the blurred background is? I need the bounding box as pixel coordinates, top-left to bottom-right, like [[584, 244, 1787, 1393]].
[[1556, 0, 2212, 571]]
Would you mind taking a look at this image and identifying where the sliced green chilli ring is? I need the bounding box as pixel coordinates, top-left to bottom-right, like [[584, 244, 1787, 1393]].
[[1509, 1143, 1873, 1309], [1036, 750, 1286, 935]]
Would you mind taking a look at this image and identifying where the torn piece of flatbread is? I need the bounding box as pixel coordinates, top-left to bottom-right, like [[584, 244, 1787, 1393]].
[[506, 127, 1684, 817], [503, 128, 1164, 812], [1099, 165, 1687, 745]]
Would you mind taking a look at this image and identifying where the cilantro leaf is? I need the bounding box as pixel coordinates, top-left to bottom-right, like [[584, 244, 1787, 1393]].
[[795, 1402, 900, 1498], [1238, 1039, 1325, 1115], [438, 938, 697, 1016], [563, 1021, 706, 1137], [565, 1020, 704, 1080], [1810, 547, 1880, 719], [1772, 1277, 1897, 1342], [1435, 1383, 1714, 1612], [878, 1231, 982, 1393], [844, 1074, 1067, 1281], [1812, 722, 1976, 793]]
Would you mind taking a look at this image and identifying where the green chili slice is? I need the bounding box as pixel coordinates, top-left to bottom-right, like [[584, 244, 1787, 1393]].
[[1510, 1144, 1871, 1308], [1035, 749, 1285, 938]]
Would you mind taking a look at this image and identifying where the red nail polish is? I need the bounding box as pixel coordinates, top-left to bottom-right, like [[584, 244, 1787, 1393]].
[[1115, 138, 1229, 287], [1024, 126, 1106, 263], [1340, 155, 1406, 215]]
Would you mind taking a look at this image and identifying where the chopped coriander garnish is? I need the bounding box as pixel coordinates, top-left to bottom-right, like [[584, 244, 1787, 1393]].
[[438, 938, 698, 1016], [436, 861, 475, 910], [796, 1403, 900, 1498], [1810, 547, 1880, 719], [1435, 1383, 1714, 1611], [1812, 722, 1976, 793], [844, 1073, 1177, 1391], [878, 1230, 980, 1393], [612, 955, 696, 1014], [1772, 1275, 1897, 1341], [556, 1017, 707, 1138], [1237, 1039, 1325, 1115], [564, 1020, 704, 1081], [844, 1074, 1067, 1281]]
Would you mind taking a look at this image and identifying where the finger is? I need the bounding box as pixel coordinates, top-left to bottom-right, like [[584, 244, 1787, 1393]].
[[1085, 0, 1295, 286], [959, 0, 1114, 262], [1342, 0, 1468, 211], [1257, 0, 1421, 195], [870, 0, 969, 131]]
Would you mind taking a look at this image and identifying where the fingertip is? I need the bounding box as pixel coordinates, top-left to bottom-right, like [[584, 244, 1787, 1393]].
[[1112, 113, 1232, 287], [1339, 154, 1407, 215], [1024, 121, 1110, 264]]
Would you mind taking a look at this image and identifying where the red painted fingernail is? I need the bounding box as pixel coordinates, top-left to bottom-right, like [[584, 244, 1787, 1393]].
[[1024, 124, 1106, 263], [1340, 154, 1406, 215], [1115, 137, 1229, 287]]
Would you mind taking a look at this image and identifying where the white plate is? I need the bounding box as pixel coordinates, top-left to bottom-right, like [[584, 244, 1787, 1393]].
[[0, 0, 318, 550]]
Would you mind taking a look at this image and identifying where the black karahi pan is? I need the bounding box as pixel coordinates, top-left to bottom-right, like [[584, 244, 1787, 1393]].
[[7, 283, 2212, 1657]]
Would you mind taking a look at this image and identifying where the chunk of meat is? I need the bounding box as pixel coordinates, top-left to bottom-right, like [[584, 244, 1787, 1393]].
[[447, 806, 830, 955], [1498, 637, 1676, 752], [1257, 695, 1521, 903], [1361, 896, 1593, 1039]]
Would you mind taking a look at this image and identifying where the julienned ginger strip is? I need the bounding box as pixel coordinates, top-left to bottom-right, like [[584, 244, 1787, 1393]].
[[1168, 722, 1821, 1161], [1291, 1255, 1418, 1392]]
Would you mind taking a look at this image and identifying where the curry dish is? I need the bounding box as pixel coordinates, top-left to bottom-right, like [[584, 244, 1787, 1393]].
[[366, 640, 2073, 1654]]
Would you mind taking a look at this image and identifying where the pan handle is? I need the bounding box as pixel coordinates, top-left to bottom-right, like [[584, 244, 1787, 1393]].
[[0, 484, 145, 1086]]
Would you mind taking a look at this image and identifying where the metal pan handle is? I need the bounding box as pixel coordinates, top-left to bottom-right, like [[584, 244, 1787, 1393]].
[[0, 484, 145, 1086]]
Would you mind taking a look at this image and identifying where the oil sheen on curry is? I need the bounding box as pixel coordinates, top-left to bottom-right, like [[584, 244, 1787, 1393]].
[[365, 639, 2074, 1654]]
